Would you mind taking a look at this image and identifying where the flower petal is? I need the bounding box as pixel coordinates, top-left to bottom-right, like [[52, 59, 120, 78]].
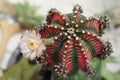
[[30, 51, 36, 60]]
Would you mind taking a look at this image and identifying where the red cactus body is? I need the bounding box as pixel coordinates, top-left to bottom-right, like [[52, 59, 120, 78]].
[[38, 4, 113, 77]]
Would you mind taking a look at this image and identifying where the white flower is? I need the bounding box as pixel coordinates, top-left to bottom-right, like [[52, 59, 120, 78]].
[[20, 30, 46, 60]]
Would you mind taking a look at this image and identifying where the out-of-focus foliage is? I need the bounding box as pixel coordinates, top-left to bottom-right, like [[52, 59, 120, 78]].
[[0, 58, 41, 80], [75, 56, 120, 80], [15, 0, 44, 29], [91, 57, 120, 80]]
